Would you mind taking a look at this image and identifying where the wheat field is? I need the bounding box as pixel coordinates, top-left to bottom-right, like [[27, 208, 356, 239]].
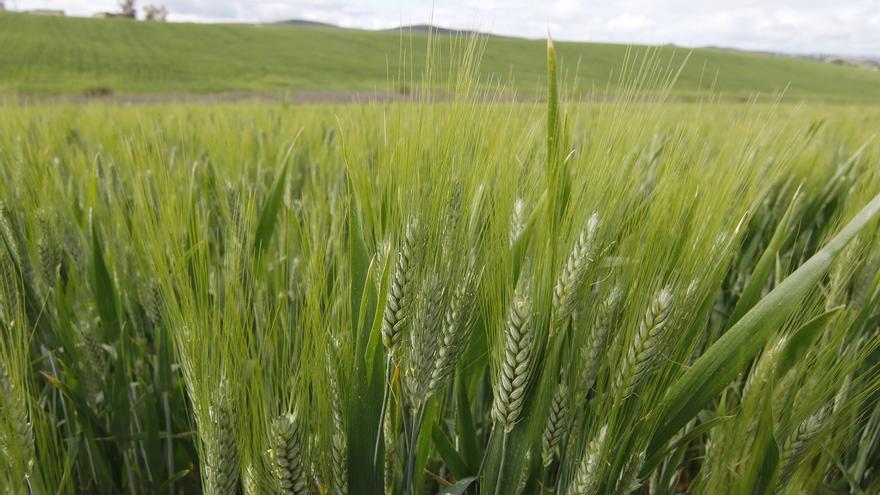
[[1, 42, 880, 494]]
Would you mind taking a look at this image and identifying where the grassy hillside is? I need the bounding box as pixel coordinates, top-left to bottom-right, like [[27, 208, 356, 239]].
[[2, 11, 880, 102]]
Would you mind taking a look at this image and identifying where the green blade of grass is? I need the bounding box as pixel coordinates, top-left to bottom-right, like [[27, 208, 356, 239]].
[[92, 221, 120, 342], [349, 184, 372, 357], [365, 244, 393, 381], [455, 369, 481, 474], [414, 398, 439, 495], [649, 191, 880, 456], [440, 476, 479, 495], [728, 187, 801, 325], [642, 415, 729, 474], [738, 396, 780, 495], [432, 423, 472, 481], [546, 35, 559, 168], [253, 160, 289, 256], [774, 306, 843, 381]]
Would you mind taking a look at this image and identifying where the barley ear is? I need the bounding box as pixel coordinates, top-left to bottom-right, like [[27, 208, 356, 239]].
[[79, 322, 106, 407], [509, 198, 527, 247], [514, 451, 532, 495], [373, 239, 390, 290], [578, 286, 621, 400], [616, 287, 673, 400], [383, 407, 398, 494], [541, 382, 569, 466], [428, 270, 475, 395], [552, 212, 600, 337], [406, 273, 445, 407], [204, 380, 239, 495], [273, 413, 309, 495], [36, 208, 64, 288], [382, 219, 421, 360], [243, 463, 258, 495], [776, 408, 827, 491], [492, 275, 534, 432], [329, 366, 348, 494], [442, 186, 462, 258], [0, 357, 35, 474], [615, 450, 645, 494], [0, 204, 33, 283], [568, 425, 607, 495]]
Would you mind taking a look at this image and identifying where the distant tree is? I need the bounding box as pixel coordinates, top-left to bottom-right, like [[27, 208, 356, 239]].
[[0, 2, 5, 12], [118, 0, 136, 18], [143, 4, 168, 21]]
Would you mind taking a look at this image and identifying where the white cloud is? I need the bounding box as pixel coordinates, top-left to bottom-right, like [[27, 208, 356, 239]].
[[9, 0, 880, 56], [607, 13, 655, 32], [553, 0, 583, 17]]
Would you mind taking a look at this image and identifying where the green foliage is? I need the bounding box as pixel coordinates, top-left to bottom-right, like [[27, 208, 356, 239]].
[[0, 38, 880, 495]]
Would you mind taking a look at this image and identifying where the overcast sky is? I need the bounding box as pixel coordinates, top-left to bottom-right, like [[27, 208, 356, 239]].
[[10, 0, 880, 56]]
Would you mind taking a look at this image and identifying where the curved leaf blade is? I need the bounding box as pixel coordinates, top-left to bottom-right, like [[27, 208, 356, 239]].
[[649, 192, 880, 455]]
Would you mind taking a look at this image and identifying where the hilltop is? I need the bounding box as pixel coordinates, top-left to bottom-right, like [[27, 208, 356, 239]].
[[1, 12, 879, 103]]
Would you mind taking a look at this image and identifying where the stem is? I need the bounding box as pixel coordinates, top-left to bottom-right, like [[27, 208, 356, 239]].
[[405, 403, 426, 495], [130, 387, 153, 482], [556, 421, 573, 489], [478, 426, 495, 476], [162, 391, 174, 495], [541, 466, 550, 494], [124, 451, 137, 495], [49, 350, 95, 482], [494, 431, 510, 495], [375, 357, 393, 466]]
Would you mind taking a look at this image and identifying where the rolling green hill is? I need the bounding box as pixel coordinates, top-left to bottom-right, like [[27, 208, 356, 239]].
[[2, 11, 879, 103]]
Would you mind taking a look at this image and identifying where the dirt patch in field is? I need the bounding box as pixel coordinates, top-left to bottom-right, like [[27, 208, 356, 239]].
[[7, 90, 441, 105], [4, 90, 702, 106]]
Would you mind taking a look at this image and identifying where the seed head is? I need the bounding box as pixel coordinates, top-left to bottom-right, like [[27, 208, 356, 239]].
[[568, 425, 607, 495], [616, 287, 673, 400], [552, 212, 600, 338], [204, 380, 239, 495], [273, 413, 308, 495], [382, 219, 421, 359], [541, 383, 569, 466], [492, 277, 534, 431]]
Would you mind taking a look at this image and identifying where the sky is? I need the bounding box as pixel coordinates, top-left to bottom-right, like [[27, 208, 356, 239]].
[[9, 0, 880, 57]]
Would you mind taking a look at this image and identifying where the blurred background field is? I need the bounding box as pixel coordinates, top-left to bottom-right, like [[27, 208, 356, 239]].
[[2, 11, 880, 103]]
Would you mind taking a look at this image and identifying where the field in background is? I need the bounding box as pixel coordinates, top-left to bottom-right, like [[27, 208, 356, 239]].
[[2, 11, 880, 103]]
